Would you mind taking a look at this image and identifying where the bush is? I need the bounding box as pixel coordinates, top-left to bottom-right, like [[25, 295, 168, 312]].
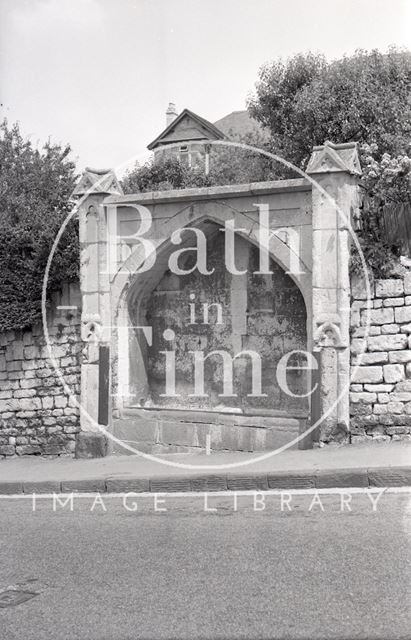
[[0, 121, 79, 331]]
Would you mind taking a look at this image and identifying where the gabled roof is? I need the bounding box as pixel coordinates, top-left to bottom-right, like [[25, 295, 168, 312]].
[[72, 167, 123, 197], [213, 110, 267, 139], [306, 141, 361, 175], [147, 108, 226, 150]]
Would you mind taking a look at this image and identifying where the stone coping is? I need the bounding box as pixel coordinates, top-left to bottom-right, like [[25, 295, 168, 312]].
[[104, 178, 311, 206]]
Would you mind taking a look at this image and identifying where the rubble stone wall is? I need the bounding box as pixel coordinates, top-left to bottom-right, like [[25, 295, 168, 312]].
[[350, 271, 411, 442], [0, 283, 82, 457]]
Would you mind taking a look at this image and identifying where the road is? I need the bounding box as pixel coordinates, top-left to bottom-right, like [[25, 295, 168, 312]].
[[0, 490, 410, 640]]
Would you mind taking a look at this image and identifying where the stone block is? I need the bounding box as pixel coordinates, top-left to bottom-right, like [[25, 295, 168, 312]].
[[0, 482, 23, 493], [158, 421, 203, 448], [6, 360, 22, 372], [395, 306, 411, 324], [150, 477, 192, 492], [381, 324, 400, 334], [369, 466, 411, 487], [0, 398, 19, 412], [23, 346, 41, 359], [375, 279, 403, 298], [362, 308, 393, 325], [382, 298, 404, 307], [106, 478, 150, 493], [227, 475, 269, 491], [351, 327, 366, 338], [400, 323, 411, 334], [55, 396, 68, 409], [404, 273, 411, 295], [350, 308, 361, 328], [61, 478, 106, 492], [351, 273, 373, 300], [350, 384, 363, 392], [369, 326, 381, 336], [368, 334, 407, 352], [389, 351, 411, 364], [392, 415, 411, 425], [373, 404, 387, 415], [383, 364, 405, 383], [75, 432, 108, 458], [42, 397, 54, 410], [406, 296, 411, 305], [387, 401, 404, 414], [190, 475, 227, 492], [14, 389, 36, 398], [386, 426, 409, 435], [16, 444, 41, 455], [316, 468, 368, 488], [113, 418, 158, 443], [377, 392, 389, 403], [354, 352, 388, 365], [406, 363, 411, 378], [351, 338, 366, 355], [20, 378, 41, 389], [351, 435, 372, 444], [350, 392, 376, 404], [350, 366, 383, 384], [23, 481, 61, 493], [364, 384, 393, 392], [351, 326, 381, 338], [395, 380, 411, 391], [390, 392, 411, 402], [11, 342, 24, 360], [0, 444, 15, 456]]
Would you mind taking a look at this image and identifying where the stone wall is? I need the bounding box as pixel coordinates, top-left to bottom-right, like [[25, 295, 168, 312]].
[[0, 283, 82, 457], [350, 271, 411, 442]]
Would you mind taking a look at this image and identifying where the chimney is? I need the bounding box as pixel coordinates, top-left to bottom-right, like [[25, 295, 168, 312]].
[[166, 102, 178, 127]]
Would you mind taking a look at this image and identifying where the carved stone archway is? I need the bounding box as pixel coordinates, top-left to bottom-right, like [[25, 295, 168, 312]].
[[74, 141, 361, 457]]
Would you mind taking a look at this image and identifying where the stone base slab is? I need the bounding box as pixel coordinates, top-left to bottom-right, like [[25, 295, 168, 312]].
[[111, 409, 309, 455]]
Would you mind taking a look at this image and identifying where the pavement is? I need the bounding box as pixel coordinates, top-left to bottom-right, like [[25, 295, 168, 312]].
[[0, 441, 411, 493], [1, 492, 410, 639]]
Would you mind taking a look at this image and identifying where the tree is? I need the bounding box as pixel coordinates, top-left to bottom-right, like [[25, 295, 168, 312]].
[[249, 48, 411, 166], [248, 48, 411, 274], [0, 120, 78, 331]]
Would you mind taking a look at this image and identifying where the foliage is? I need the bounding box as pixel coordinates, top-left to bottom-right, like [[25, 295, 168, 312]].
[[248, 48, 411, 275], [0, 120, 78, 331], [121, 131, 281, 194], [351, 144, 411, 276]]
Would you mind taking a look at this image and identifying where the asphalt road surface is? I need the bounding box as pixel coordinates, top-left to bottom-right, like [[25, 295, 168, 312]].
[[0, 490, 410, 640]]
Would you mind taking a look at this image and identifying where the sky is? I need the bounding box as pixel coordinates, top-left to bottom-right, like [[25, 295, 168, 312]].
[[0, 0, 410, 173]]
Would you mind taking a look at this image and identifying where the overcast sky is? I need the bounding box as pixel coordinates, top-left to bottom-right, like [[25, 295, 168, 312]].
[[1, 0, 410, 173]]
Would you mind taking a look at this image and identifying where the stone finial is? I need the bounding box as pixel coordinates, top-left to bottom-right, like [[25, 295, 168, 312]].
[[72, 167, 123, 198], [306, 141, 361, 176]]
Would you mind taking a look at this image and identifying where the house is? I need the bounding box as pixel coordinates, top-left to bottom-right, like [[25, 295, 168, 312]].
[[146, 103, 265, 173]]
